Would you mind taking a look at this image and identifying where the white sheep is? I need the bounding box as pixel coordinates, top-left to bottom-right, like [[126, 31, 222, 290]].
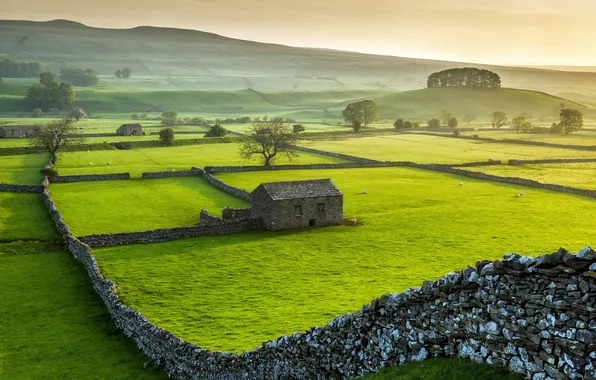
[[106, 162, 111, 166], [171, 169, 176, 172], [88, 162, 93, 165], [515, 193, 525, 198], [361, 190, 368, 194], [458, 182, 464, 186]]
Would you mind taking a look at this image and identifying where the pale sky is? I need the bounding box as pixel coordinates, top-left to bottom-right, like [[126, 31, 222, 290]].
[[2, 0, 596, 65]]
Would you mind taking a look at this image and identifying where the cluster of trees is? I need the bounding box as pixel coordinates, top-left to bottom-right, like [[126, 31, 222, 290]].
[[427, 68, 501, 89], [393, 119, 420, 130], [494, 109, 583, 135], [159, 128, 174, 146], [60, 68, 99, 87], [0, 59, 41, 78], [342, 100, 380, 132], [115, 68, 132, 79], [24, 72, 76, 111]]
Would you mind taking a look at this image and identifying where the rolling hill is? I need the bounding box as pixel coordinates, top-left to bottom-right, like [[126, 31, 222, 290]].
[[3, 20, 596, 94]]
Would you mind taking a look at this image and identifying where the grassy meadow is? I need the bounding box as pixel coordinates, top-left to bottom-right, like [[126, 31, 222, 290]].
[[53, 143, 347, 177], [50, 177, 249, 235], [93, 167, 596, 353], [299, 134, 596, 164], [0, 243, 165, 380], [468, 162, 596, 190], [0, 193, 58, 242], [0, 153, 48, 184], [458, 128, 596, 146]]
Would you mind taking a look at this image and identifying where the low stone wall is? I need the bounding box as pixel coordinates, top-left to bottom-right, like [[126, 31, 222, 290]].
[[508, 158, 596, 166], [405, 131, 596, 151], [78, 219, 261, 247], [200, 170, 252, 201], [204, 162, 409, 173], [199, 209, 231, 226], [291, 145, 379, 163], [0, 183, 43, 193], [417, 164, 596, 198], [141, 168, 203, 179], [48, 173, 131, 183], [222, 207, 252, 221], [450, 160, 502, 167]]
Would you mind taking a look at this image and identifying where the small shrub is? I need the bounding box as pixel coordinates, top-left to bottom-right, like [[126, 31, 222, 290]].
[[413, 122, 420, 129], [159, 128, 175, 146], [427, 119, 440, 128], [204, 124, 228, 138], [40, 168, 59, 177], [453, 130, 460, 138], [530, 126, 549, 134], [403, 121, 413, 129], [393, 119, 404, 130], [472, 134, 479, 139], [293, 124, 305, 133], [113, 142, 132, 150]]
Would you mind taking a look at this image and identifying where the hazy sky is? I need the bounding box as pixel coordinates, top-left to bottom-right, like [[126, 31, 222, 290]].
[[2, 0, 596, 65]]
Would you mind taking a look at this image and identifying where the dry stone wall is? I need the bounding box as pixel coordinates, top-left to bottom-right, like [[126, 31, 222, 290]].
[[199, 169, 252, 201], [199, 209, 231, 226], [290, 145, 380, 163], [141, 169, 202, 179], [508, 158, 596, 166], [40, 174, 596, 379], [0, 183, 43, 193], [77, 220, 261, 248], [222, 207, 252, 221], [48, 173, 131, 183]]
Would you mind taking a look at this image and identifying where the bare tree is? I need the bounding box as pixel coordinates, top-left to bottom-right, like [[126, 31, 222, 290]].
[[30, 118, 85, 164], [239, 118, 297, 167], [490, 111, 508, 129]]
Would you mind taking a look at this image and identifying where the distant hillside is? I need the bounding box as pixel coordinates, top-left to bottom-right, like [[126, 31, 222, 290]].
[[369, 88, 592, 122], [3, 20, 596, 93]]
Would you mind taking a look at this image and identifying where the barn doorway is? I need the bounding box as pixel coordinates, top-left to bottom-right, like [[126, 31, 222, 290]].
[[309, 219, 316, 226]]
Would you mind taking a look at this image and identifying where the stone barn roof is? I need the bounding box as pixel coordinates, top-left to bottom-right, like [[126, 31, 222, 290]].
[[119, 123, 142, 128], [255, 179, 342, 201]]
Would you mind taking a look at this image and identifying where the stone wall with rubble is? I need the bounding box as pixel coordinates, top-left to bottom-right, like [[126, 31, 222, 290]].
[[48, 173, 131, 183], [39, 175, 596, 379], [0, 183, 43, 193], [222, 207, 252, 221]]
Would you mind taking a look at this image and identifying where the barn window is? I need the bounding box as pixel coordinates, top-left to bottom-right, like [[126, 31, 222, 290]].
[[294, 205, 303, 216], [317, 203, 325, 212]]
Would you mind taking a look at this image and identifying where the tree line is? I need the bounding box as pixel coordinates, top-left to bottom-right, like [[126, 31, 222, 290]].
[[427, 68, 501, 89], [0, 59, 41, 78], [24, 72, 76, 111]]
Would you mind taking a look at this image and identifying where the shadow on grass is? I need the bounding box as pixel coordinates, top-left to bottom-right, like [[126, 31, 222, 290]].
[[0, 192, 59, 242]]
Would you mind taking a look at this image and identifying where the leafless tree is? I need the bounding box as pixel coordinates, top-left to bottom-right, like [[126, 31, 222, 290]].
[[239, 118, 297, 167], [30, 118, 85, 164]]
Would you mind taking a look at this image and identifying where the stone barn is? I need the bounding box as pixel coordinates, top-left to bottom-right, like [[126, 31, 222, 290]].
[[116, 124, 143, 136], [251, 179, 343, 231], [0, 125, 39, 138]]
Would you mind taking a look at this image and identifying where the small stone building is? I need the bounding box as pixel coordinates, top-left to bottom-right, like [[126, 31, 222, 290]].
[[0, 125, 39, 138], [251, 179, 343, 231], [116, 124, 143, 136]]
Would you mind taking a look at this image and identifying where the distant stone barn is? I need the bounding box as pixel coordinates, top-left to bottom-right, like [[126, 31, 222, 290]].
[[251, 179, 343, 231], [116, 123, 143, 136], [0, 125, 39, 138]]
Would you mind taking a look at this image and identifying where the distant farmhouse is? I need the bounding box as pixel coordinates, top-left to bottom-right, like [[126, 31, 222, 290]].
[[0, 125, 39, 138], [251, 179, 343, 231], [117, 124, 143, 136]]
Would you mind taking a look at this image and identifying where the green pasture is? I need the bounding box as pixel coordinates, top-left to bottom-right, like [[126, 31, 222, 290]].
[[50, 177, 249, 236], [459, 129, 596, 146], [94, 167, 596, 353], [468, 162, 596, 190], [299, 134, 596, 164], [0, 153, 48, 184], [54, 143, 347, 177], [0, 243, 165, 380], [361, 358, 523, 380], [0, 193, 58, 242]]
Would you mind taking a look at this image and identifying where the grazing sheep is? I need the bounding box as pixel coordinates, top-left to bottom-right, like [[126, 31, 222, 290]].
[[515, 193, 525, 198], [171, 169, 176, 172], [458, 182, 464, 187], [361, 190, 368, 194], [106, 162, 111, 166], [88, 162, 93, 165]]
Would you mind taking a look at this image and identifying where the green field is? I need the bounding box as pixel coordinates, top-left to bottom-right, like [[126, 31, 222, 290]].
[[0, 153, 48, 184], [299, 134, 596, 164], [50, 177, 249, 235], [93, 167, 596, 353], [468, 162, 596, 190], [0, 243, 165, 380], [0, 193, 58, 242], [361, 358, 523, 380], [458, 128, 596, 146], [54, 143, 347, 177]]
